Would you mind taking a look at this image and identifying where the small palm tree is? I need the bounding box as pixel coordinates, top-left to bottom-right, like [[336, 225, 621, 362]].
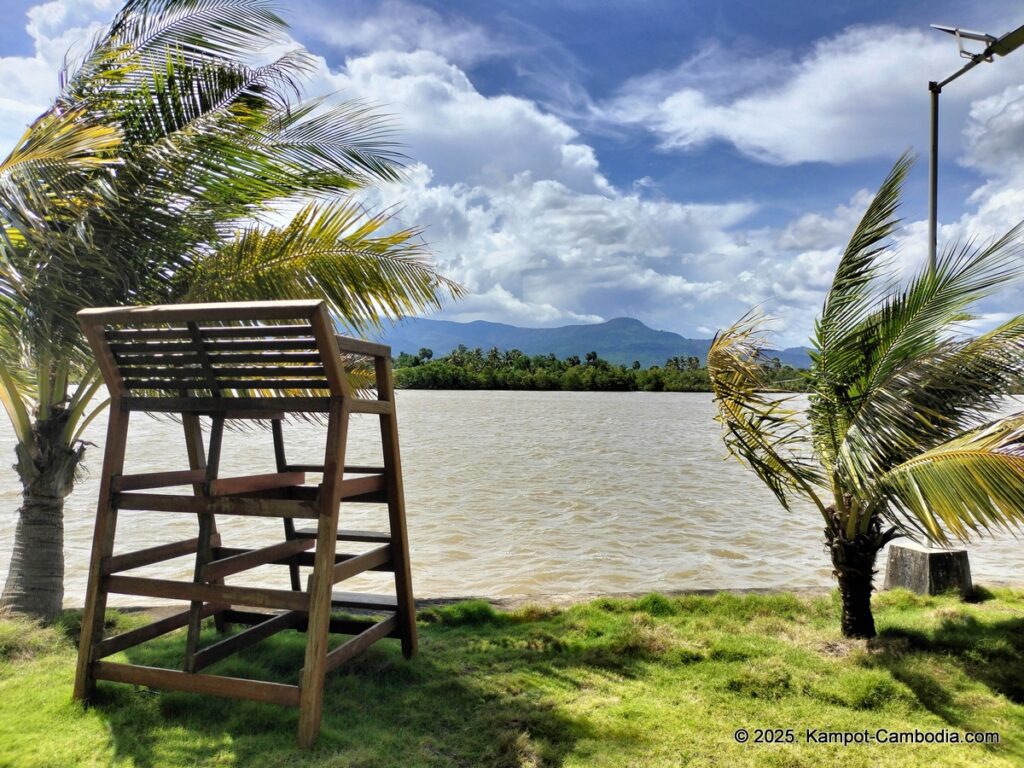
[[0, 0, 459, 620], [708, 154, 1024, 638]]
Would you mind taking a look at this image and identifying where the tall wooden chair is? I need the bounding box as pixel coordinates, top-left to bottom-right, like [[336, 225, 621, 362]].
[[72, 300, 417, 747]]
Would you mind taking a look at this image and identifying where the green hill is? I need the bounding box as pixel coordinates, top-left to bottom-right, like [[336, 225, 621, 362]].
[[377, 316, 809, 368]]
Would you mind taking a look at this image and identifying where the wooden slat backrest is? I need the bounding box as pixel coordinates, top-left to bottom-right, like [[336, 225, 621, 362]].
[[77, 301, 352, 407]]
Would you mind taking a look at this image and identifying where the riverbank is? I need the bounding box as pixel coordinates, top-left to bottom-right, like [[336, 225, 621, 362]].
[[2, 587, 1022, 767]]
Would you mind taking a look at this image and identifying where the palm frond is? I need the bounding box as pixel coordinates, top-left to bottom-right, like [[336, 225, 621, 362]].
[[831, 225, 1024, 495], [707, 313, 826, 514], [64, 0, 292, 100], [816, 152, 911, 350], [264, 98, 407, 185], [0, 108, 120, 233], [840, 312, 1024, 494], [176, 200, 463, 333], [808, 153, 912, 472], [874, 414, 1024, 544]]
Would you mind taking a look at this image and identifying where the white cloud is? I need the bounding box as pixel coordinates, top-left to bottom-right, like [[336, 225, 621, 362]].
[[291, 0, 509, 68], [963, 84, 1024, 175], [312, 49, 612, 195], [365, 162, 753, 332], [605, 24, 1024, 166], [0, 0, 113, 151]]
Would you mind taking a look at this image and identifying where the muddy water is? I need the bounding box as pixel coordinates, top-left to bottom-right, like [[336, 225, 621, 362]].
[[0, 390, 1020, 606]]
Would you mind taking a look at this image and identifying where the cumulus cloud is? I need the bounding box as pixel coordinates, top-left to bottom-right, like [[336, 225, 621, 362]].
[[363, 162, 754, 332], [290, 0, 510, 68], [312, 49, 612, 195], [963, 84, 1024, 175], [605, 24, 1023, 166], [0, 0, 113, 150]]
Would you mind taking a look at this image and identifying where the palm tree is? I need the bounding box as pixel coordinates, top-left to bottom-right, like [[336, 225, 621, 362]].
[[708, 154, 1024, 638], [0, 0, 459, 620]]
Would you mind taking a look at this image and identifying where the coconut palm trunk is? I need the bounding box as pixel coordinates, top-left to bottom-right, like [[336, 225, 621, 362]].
[[1, 412, 83, 619], [708, 154, 1024, 639], [824, 515, 892, 638]]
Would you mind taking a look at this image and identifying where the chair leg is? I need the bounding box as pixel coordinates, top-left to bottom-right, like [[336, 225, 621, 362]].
[[182, 414, 227, 642], [375, 358, 418, 658], [297, 399, 348, 748], [272, 420, 303, 592], [74, 405, 130, 702]]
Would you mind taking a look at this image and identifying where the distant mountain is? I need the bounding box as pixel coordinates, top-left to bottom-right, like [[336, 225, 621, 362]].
[[376, 317, 810, 368]]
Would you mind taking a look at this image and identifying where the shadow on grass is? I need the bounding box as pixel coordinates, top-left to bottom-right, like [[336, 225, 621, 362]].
[[89, 608, 627, 768], [872, 610, 1024, 728]]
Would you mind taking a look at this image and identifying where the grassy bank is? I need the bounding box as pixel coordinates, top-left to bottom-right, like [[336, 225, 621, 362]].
[[1, 589, 1022, 767]]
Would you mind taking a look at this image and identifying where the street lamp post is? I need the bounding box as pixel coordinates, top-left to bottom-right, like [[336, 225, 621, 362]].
[[927, 22, 1024, 274]]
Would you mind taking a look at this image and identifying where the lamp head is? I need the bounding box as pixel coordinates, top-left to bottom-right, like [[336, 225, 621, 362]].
[[990, 24, 1024, 56]]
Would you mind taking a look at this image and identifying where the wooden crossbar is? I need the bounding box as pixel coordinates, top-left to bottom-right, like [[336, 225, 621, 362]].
[[122, 397, 332, 413], [104, 538, 200, 574], [192, 611, 304, 672], [330, 591, 398, 611], [284, 464, 385, 474], [350, 399, 393, 415], [112, 471, 207, 492], [295, 528, 391, 543], [93, 661, 301, 706], [211, 547, 393, 572], [106, 575, 310, 612], [331, 545, 392, 584], [79, 300, 322, 324], [332, 336, 391, 357], [340, 474, 385, 498], [210, 472, 305, 496], [322, 616, 399, 674], [92, 605, 216, 660], [116, 492, 319, 519], [203, 539, 315, 581]]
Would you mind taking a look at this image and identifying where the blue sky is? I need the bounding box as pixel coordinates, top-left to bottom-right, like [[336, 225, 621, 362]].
[[1, 0, 1022, 344]]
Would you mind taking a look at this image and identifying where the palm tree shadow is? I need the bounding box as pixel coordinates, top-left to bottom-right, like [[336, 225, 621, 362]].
[[872, 612, 1024, 726], [91, 618, 601, 768]]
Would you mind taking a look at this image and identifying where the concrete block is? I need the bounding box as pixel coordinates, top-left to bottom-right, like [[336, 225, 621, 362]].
[[883, 542, 972, 597]]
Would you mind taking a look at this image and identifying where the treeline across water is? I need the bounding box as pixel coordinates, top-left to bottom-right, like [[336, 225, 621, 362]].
[[393, 347, 808, 392]]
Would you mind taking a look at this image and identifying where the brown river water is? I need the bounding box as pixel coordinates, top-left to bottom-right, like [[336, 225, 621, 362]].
[[0, 390, 1020, 607]]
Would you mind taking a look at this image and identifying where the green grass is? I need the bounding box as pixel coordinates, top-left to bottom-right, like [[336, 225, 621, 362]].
[[1, 588, 1023, 767]]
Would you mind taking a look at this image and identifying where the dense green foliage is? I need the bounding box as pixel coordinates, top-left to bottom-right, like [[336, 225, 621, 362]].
[[395, 346, 808, 392], [2, 589, 1023, 766]]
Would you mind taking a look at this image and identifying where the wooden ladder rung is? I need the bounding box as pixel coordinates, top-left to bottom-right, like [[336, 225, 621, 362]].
[[203, 538, 315, 581], [211, 471, 305, 496], [350, 399, 392, 415], [294, 528, 391, 543], [330, 591, 398, 611], [340, 475, 385, 498], [106, 575, 310, 612], [331, 546, 391, 583], [322, 615, 399, 674], [192, 611, 304, 672], [93, 661, 300, 706]]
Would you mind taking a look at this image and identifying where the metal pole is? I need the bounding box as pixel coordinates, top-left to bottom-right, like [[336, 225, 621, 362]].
[[927, 82, 940, 276]]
